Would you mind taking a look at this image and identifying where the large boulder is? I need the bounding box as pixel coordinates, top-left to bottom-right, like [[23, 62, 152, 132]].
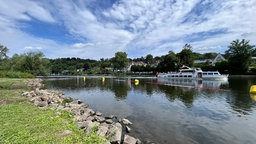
[[97, 123, 109, 137], [106, 122, 123, 144], [123, 134, 138, 144], [84, 121, 100, 136]]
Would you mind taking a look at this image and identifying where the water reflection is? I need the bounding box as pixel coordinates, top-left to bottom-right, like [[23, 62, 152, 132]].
[[227, 77, 256, 114], [43, 77, 256, 144]]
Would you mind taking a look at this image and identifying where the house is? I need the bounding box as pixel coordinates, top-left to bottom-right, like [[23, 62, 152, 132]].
[[194, 53, 226, 66]]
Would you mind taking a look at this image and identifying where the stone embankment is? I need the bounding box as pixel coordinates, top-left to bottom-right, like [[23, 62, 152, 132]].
[[22, 79, 141, 144]]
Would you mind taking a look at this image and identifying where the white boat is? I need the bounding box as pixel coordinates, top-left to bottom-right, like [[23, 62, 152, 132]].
[[157, 66, 228, 80], [202, 71, 229, 80], [157, 66, 203, 79]]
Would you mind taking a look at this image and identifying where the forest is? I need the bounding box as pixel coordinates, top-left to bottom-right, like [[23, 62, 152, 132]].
[[0, 39, 255, 77]]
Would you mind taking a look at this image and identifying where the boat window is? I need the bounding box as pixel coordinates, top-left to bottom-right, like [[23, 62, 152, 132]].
[[214, 73, 219, 75], [188, 75, 192, 77], [203, 73, 207, 75], [208, 73, 213, 75]]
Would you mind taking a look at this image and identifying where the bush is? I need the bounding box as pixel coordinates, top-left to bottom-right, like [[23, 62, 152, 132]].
[[0, 71, 34, 78]]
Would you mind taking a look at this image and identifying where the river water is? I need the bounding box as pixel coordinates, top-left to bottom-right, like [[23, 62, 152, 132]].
[[43, 76, 256, 144]]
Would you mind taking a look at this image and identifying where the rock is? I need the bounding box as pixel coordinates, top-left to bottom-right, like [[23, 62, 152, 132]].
[[106, 122, 123, 144], [74, 114, 90, 122], [136, 139, 142, 144], [58, 130, 74, 137], [21, 91, 30, 96], [126, 126, 131, 133], [84, 121, 100, 136], [56, 105, 65, 110], [105, 119, 113, 124], [77, 121, 87, 129], [122, 118, 133, 125], [94, 116, 105, 123], [35, 101, 48, 108], [70, 100, 83, 105], [105, 115, 115, 119], [97, 123, 109, 137], [123, 135, 137, 144], [86, 116, 96, 122], [96, 111, 102, 116]]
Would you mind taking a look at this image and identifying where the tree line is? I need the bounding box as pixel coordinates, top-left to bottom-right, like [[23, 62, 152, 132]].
[[0, 39, 255, 77]]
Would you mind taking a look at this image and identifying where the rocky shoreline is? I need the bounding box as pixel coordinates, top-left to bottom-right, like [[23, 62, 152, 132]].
[[22, 79, 141, 144]]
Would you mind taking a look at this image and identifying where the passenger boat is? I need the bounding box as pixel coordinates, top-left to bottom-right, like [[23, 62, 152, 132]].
[[157, 66, 203, 79], [202, 71, 228, 80], [157, 66, 228, 80]]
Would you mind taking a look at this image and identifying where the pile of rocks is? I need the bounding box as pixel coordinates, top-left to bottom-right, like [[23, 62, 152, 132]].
[[22, 79, 141, 144]]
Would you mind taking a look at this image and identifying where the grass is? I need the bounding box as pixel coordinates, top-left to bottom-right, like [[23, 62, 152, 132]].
[[0, 78, 107, 144]]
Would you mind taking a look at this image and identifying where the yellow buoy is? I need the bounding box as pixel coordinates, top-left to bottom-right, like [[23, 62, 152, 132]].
[[102, 77, 105, 82], [134, 79, 139, 85], [250, 85, 256, 94], [83, 76, 86, 81]]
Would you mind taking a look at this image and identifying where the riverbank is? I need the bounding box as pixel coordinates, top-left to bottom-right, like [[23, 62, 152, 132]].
[[0, 78, 141, 144]]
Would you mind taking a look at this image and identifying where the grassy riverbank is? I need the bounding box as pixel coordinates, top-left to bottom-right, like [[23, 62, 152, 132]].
[[0, 78, 106, 144]]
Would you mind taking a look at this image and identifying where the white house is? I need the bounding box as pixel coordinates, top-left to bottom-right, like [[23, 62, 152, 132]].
[[194, 53, 226, 66]]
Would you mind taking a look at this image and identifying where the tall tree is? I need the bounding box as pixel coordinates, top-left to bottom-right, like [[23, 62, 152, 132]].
[[157, 51, 178, 72], [177, 44, 194, 67], [225, 39, 255, 74], [0, 44, 8, 60], [0, 44, 9, 70], [145, 54, 154, 65], [112, 52, 129, 71]]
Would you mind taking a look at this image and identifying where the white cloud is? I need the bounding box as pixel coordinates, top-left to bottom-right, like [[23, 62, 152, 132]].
[[0, 0, 55, 23], [0, 0, 255, 59], [24, 46, 42, 50], [72, 43, 94, 48]]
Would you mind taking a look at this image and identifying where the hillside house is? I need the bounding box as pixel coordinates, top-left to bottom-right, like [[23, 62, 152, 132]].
[[194, 53, 226, 66]]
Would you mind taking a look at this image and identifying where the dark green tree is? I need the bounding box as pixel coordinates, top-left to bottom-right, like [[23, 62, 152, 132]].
[[225, 39, 255, 74], [145, 54, 154, 65], [112, 52, 128, 71], [177, 44, 194, 67], [156, 51, 178, 72]]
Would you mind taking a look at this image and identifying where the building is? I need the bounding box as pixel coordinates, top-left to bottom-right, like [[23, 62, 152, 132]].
[[194, 53, 226, 66]]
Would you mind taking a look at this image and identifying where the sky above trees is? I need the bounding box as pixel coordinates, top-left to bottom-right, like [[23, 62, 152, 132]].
[[0, 0, 255, 59]]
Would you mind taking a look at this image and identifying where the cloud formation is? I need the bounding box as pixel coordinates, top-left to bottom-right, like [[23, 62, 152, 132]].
[[0, 0, 255, 59]]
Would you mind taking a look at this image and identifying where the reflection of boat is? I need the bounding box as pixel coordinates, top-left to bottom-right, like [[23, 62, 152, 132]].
[[157, 66, 228, 80], [157, 78, 229, 89]]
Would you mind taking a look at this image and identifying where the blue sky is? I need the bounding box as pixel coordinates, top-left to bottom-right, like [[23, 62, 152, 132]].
[[0, 0, 255, 59]]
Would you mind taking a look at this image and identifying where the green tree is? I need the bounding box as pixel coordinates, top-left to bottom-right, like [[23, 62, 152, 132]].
[[145, 54, 154, 65], [177, 44, 194, 67], [112, 52, 128, 71], [225, 39, 255, 74], [0, 44, 9, 70], [11, 52, 50, 76], [157, 51, 178, 72]]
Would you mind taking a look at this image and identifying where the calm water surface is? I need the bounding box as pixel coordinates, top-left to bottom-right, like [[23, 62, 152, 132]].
[[44, 76, 256, 144]]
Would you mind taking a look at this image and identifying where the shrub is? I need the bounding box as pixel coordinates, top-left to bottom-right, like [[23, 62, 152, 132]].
[[0, 71, 34, 78]]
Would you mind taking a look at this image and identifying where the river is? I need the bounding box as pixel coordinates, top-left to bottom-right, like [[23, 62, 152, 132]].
[[43, 76, 256, 144]]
